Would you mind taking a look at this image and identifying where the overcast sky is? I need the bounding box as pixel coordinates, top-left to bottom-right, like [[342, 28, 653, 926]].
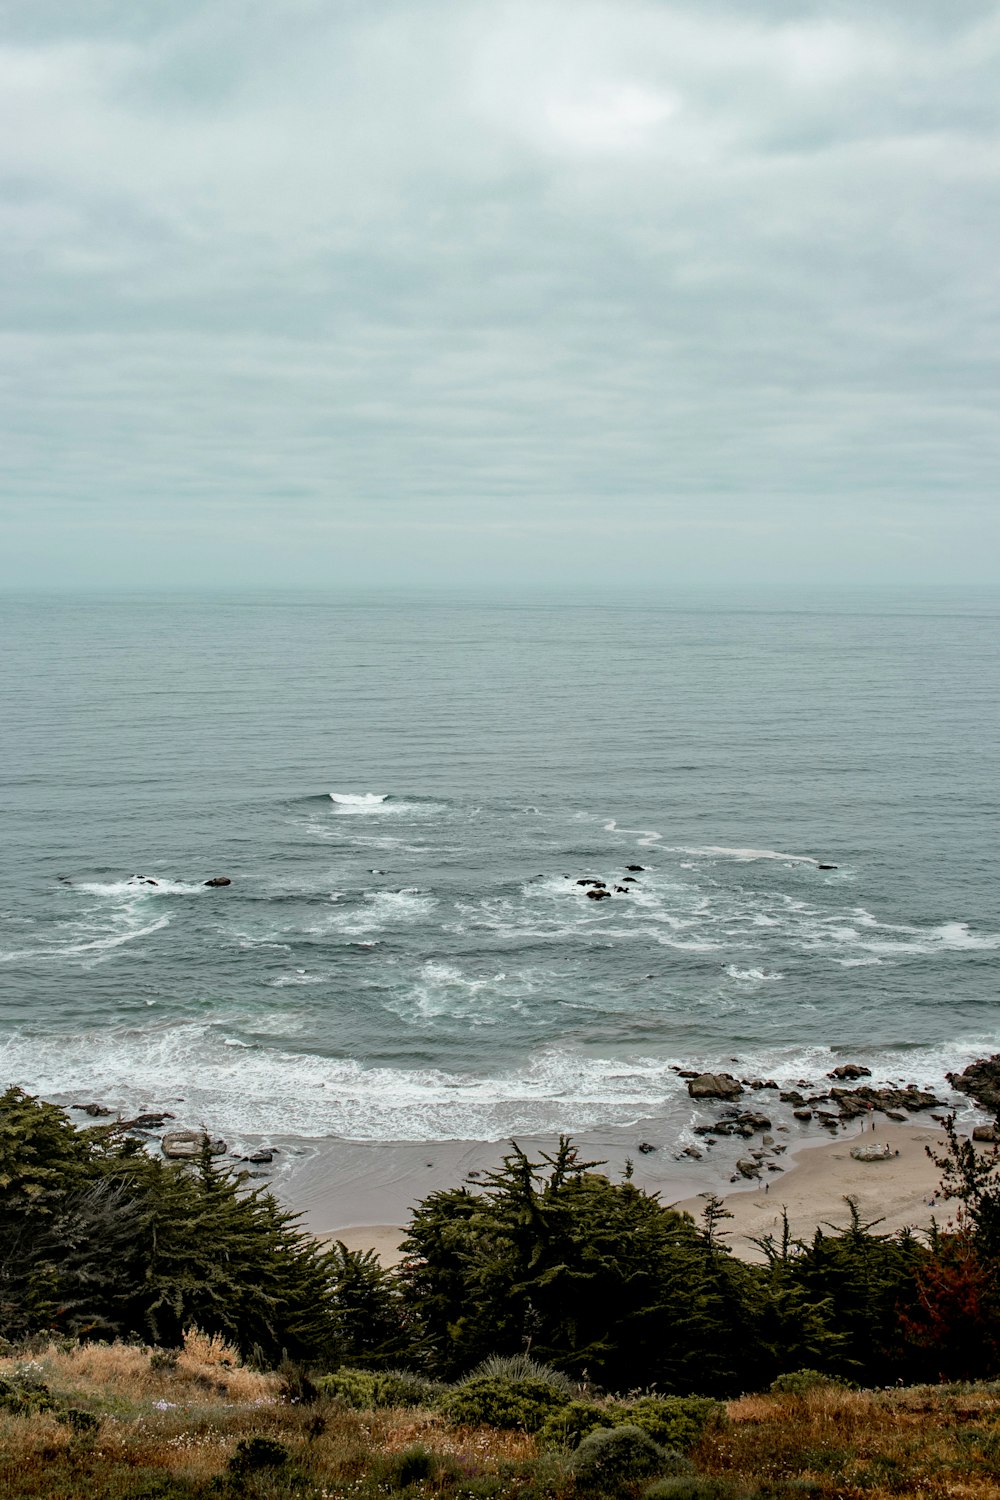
[[1, 0, 998, 589]]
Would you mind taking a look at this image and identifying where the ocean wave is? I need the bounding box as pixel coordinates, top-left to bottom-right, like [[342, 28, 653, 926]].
[[666, 845, 821, 865], [328, 792, 388, 806], [1, 1024, 992, 1142], [75, 878, 208, 897], [725, 965, 784, 982], [0, 913, 170, 964]]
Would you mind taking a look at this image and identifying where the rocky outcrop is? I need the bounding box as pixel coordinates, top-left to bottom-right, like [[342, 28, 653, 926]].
[[626, 865, 645, 872], [694, 1110, 771, 1139], [736, 1158, 759, 1178], [972, 1125, 998, 1144], [687, 1072, 743, 1101], [162, 1129, 227, 1159], [586, 888, 611, 900], [829, 1064, 871, 1081], [829, 1084, 941, 1119], [576, 878, 605, 887], [948, 1056, 1000, 1117], [204, 876, 232, 888], [71, 1102, 112, 1117]]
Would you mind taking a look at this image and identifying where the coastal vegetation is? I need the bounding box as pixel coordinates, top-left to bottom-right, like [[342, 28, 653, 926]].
[[3, 1085, 1000, 1496]]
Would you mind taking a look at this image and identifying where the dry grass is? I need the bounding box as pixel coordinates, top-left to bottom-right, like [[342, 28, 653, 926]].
[[0, 1328, 279, 1408], [698, 1383, 1000, 1499], [3, 1346, 1000, 1499]]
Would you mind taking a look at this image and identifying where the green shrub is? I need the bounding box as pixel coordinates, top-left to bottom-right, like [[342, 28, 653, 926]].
[[316, 1366, 441, 1409], [770, 1369, 848, 1397], [0, 1371, 55, 1416], [539, 1394, 724, 1452], [469, 1353, 577, 1394], [644, 1480, 747, 1500], [439, 1375, 570, 1431], [149, 1348, 179, 1372], [55, 1405, 101, 1433], [378, 1443, 466, 1491], [573, 1424, 671, 1490], [537, 1398, 619, 1447], [626, 1395, 726, 1449], [227, 1435, 289, 1475]]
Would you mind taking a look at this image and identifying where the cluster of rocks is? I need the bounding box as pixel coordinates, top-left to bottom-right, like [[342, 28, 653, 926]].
[[70, 1105, 274, 1168], [948, 1056, 1000, 1117], [571, 866, 645, 900]]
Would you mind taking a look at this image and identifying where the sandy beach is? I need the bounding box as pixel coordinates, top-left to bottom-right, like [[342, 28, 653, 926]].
[[305, 1116, 972, 1267]]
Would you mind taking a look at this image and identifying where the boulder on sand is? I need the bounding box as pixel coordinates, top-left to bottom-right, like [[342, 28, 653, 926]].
[[687, 1072, 743, 1102], [162, 1129, 227, 1159]]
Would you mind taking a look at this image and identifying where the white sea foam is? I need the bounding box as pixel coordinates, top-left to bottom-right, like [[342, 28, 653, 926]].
[[318, 887, 436, 938], [0, 913, 170, 964], [667, 845, 821, 865], [3, 1023, 993, 1142], [725, 965, 784, 982], [328, 792, 388, 806], [75, 878, 208, 897]]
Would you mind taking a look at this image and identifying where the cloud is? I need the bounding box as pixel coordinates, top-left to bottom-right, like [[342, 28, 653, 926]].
[[0, 0, 998, 585]]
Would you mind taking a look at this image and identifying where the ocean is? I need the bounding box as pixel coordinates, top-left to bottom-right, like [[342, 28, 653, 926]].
[[2, 587, 998, 1152]]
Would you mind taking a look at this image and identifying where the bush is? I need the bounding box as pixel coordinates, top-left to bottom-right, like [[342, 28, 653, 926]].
[[378, 1444, 466, 1491], [316, 1366, 441, 1409], [227, 1435, 289, 1475], [627, 1395, 727, 1449], [0, 1371, 55, 1416], [439, 1375, 571, 1431], [538, 1394, 725, 1451], [469, 1353, 577, 1393], [573, 1424, 671, 1490], [55, 1405, 101, 1433], [644, 1481, 743, 1500], [538, 1398, 619, 1447], [770, 1369, 848, 1397]]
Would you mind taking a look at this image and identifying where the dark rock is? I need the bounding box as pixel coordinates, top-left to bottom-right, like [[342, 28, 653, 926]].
[[829, 1064, 872, 1081], [613, 886, 629, 893], [71, 1103, 112, 1117], [829, 1084, 942, 1120], [818, 863, 838, 870], [576, 878, 605, 888], [626, 865, 645, 872], [885, 1110, 906, 1122], [246, 1150, 273, 1164], [586, 888, 611, 900], [793, 1109, 813, 1121], [636, 1141, 656, 1154], [780, 1091, 805, 1106], [621, 876, 638, 883], [204, 876, 232, 888], [687, 1072, 743, 1102], [118, 1112, 175, 1130], [948, 1056, 1000, 1117], [681, 1145, 702, 1159], [736, 1158, 759, 1178], [678, 1069, 699, 1079]]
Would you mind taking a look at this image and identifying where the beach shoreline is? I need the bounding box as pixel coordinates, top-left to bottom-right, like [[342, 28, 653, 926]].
[[302, 1115, 970, 1267]]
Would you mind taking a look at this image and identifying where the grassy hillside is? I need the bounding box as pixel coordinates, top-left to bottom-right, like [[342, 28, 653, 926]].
[[3, 1336, 1000, 1500]]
